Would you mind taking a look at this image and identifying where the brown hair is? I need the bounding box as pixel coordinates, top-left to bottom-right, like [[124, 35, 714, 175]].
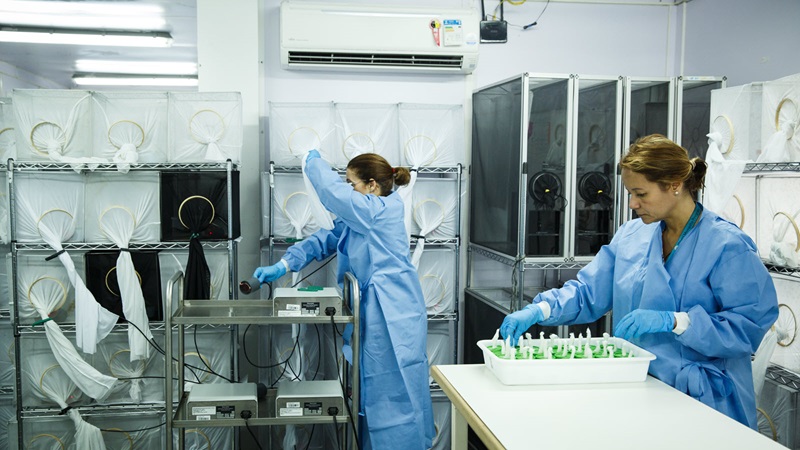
[[620, 134, 707, 199], [347, 153, 411, 196]]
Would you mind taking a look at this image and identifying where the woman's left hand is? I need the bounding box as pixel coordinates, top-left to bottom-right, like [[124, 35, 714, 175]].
[[615, 309, 675, 341], [306, 149, 321, 163]]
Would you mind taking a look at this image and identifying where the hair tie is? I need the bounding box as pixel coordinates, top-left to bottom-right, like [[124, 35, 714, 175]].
[[392, 167, 397, 174]]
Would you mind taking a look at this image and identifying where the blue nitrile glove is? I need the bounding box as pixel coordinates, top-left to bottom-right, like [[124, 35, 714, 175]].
[[306, 149, 321, 163], [500, 303, 545, 347], [614, 309, 675, 341], [253, 262, 287, 283]]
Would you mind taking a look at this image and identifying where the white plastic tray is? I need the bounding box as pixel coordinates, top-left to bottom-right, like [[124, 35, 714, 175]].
[[478, 337, 656, 386]]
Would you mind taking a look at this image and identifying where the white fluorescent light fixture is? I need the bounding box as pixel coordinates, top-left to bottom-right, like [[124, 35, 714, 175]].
[[73, 73, 198, 87], [76, 60, 197, 76], [0, 1, 166, 29], [0, 25, 173, 47]]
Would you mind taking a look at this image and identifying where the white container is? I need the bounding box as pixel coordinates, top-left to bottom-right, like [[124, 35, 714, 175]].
[[477, 337, 656, 385]]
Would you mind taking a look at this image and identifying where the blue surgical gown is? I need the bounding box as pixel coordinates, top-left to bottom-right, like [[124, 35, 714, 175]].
[[282, 158, 435, 449], [535, 206, 778, 429]]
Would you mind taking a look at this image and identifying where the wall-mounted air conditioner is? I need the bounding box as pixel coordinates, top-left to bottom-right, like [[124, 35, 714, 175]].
[[280, 1, 480, 74]]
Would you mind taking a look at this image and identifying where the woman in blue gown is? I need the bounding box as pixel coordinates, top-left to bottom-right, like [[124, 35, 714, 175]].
[[501, 134, 778, 429], [254, 151, 434, 449]]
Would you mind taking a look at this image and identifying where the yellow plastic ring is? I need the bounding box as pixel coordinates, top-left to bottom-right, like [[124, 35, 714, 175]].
[[98, 205, 137, 238], [413, 199, 445, 233], [182, 352, 211, 383], [36, 208, 74, 239], [777, 303, 797, 347], [30, 121, 66, 156], [29, 433, 66, 450], [775, 98, 797, 132], [178, 195, 215, 230], [108, 120, 145, 149], [27, 276, 67, 316], [189, 109, 226, 143], [287, 127, 321, 156], [100, 427, 134, 450], [420, 274, 446, 310], [108, 349, 146, 377], [185, 429, 212, 450], [773, 211, 800, 252], [404, 135, 437, 166], [341, 132, 375, 159], [712, 114, 735, 155], [104, 267, 143, 297]]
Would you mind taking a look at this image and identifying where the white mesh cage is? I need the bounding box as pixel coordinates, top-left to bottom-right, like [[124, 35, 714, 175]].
[[409, 179, 459, 240], [0, 97, 16, 162], [710, 83, 763, 161], [93, 333, 154, 404], [271, 173, 327, 239], [15, 172, 118, 354], [12, 89, 96, 163], [84, 172, 160, 244], [15, 172, 85, 243], [431, 396, 452, 450], [19, 317, 117, 405], [22, 415, 74, 450], [16, 252, 76, 324], [427, 321, 454, 386], [333, 103, 400, 166], [769, 275, 800, 372], [758, 80, 800, 163], [719, 174, 757, 244], [168, 92, 243, 163], [269, 102, 336, 166], [757, 175, 800, 267], [398, 104, 464, 167], [22, 351, 107, 449], [416, 248, 456, 315], [179, 427, 233, 450], [409, 178, 460, 268], [138, 328, 233, 403], [92, 91, 169, 170]]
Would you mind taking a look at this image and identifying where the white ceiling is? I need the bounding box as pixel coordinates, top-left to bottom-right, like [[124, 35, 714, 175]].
[[0, 0, 198, 89]]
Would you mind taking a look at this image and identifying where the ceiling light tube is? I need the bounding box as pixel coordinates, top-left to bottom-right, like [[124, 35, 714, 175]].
[[73, 73, 197, 87], [0, 25, 172, 47], [76, 60, 197, 76]]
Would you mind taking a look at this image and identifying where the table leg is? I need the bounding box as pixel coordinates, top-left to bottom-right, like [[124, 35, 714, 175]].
[[451, 402, 468, 449]]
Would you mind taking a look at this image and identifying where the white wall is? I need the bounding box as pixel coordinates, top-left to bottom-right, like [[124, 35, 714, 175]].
[[0, 61, 64, 96], [472, 1, 679, 86], [682, 0, 800, 87]]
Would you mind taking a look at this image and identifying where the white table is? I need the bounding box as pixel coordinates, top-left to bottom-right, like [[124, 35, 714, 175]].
[[431, 364, 786, 450]]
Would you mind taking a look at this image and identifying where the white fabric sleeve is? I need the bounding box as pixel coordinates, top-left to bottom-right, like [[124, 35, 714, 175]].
[[535, 301, 551, 320], [279, 259, 290, 272], [673, 311, 690, 335]]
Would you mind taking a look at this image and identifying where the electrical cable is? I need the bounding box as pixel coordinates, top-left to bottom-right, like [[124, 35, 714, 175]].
[[332, 415, 342, 450], [523, 0, 551, 29], [100, 421, 165, 434], [303, 425, 316, 450], [244, 418, 263, 450], [290, 254, 337, 288], [331, 314, 361, 450], [193, 324, 235, 383]]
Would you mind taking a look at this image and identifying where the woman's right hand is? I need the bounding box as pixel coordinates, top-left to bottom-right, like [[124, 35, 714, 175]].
[[500, 304, 545, 345], [253, 262, 287, 283]]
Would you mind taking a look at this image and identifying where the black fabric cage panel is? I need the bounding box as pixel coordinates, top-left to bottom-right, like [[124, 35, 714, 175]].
[[159, 171, 241, 241], [84, 251, 163, 322]]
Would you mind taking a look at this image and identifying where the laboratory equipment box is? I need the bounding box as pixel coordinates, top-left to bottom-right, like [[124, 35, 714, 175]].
[[477, 337, 656, 385], [273, 286, 343, 317]]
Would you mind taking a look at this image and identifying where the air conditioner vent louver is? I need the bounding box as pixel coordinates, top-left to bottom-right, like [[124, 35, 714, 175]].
[[287, 51, 464, 69]]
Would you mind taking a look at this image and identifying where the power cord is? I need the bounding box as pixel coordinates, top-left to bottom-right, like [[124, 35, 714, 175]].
[[240, 410, 264, 450]]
